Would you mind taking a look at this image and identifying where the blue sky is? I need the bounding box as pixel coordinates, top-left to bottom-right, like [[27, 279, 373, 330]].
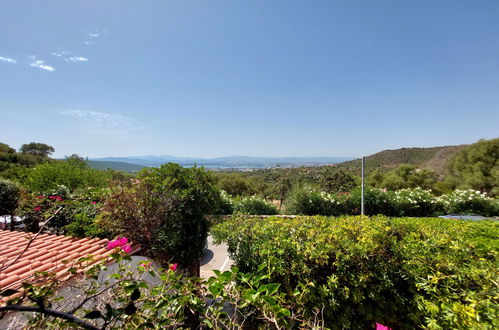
[[1, 0, 498, 158]]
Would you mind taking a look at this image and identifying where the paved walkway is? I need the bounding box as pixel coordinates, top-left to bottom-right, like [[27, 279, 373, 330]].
[[200, 235, 233, 279]]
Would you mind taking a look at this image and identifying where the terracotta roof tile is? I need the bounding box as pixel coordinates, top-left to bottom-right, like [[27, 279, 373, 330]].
[[0, 229, 138, 305]]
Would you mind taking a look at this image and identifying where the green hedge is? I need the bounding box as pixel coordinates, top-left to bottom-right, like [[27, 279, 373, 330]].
[[285, 187, 498, 217], [212, 215, 499, 329]]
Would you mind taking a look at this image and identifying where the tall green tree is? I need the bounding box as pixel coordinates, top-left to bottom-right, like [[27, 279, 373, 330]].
[[367, 165, 437, 190], [447, 138, 499, 196], [319, 168, 356, 193], [20, 142, 55, 157]]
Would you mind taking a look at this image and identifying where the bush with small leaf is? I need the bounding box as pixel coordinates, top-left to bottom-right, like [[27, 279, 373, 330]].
[[232, 195, 279, 215]]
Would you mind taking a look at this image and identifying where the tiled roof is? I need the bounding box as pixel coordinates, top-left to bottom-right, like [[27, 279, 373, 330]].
[[0, 230, 132, 304]]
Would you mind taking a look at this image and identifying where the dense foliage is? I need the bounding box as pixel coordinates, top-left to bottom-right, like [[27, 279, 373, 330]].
[[23, 156, 115, 193], [212, 215, 499, 329], [3, 250, 317, 329], [99, 163, 219, 273], [446, 138, 499, 196], [0, 180, 20, 226], [285, 186, 498, 217], [19, 142, 55, 157], [232, 195, 279, 215], [368, 165, 438, 191]]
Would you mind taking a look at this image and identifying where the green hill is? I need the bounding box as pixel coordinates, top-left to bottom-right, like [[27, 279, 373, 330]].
[[86, 160, 145, 172], [337, 145, 466, 176]]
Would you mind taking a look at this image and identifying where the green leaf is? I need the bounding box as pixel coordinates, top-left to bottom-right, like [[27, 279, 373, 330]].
[[266, 283, 280, 295]]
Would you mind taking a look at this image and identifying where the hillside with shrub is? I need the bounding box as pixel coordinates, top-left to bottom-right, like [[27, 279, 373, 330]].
[[337, 144, 466, 176]]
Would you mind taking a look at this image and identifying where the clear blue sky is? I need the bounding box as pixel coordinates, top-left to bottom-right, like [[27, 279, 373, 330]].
[[1, 0, 498, 158]]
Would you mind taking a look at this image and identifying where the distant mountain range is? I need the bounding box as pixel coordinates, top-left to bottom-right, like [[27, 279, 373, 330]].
[[87, 155, 353, 171], [86, 143, 469, 174]]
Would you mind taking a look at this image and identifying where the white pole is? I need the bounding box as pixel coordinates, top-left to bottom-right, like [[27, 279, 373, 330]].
[[361, 157, 365, 216]]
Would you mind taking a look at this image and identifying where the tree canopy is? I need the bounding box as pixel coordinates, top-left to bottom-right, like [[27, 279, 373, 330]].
[[20, 142, 55, 157], [447, 138, 499, 196]]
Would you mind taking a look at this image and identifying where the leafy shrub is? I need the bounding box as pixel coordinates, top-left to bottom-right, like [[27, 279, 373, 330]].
[[447, 138, 499, 196], [99, 163, 219, 273], [62, 202, 109, 238], [18, 192, 105, 235], [392, 187, 438, 216], [0, 179, 20, 218], [286, 186, 397, 216], [344, 187, 397, 216], [285, 187, 345, 216], [437, 189, 498, 216], [212, 215, 499, 329], [23, 158, 112, 193], [212, 190, 234, 215], [232, 195, 279, 215], [14, 250, 314, 329]]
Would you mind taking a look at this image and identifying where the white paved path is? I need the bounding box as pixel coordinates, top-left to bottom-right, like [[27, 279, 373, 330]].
[[200, 235, 233, 279]]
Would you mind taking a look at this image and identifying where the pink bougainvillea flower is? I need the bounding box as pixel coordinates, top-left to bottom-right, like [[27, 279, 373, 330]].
[[376, 323, 391, 330], [33, 206, 42, 211], [106, 237, 132, 254], [169, 263, 178, 272], [107, 240, 118, 250], [118, 237, 128, 245], [140, 261, 152, 269], [122, 244, 132, 254]]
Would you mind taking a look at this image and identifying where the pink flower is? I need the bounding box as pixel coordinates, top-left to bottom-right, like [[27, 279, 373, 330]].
[[376, 323, 391, 330], [169, 263, 178, 272], [106, 237, 132, 254], [107, 240, 118, 250], [91, 201, 97, 205], [140, 261, 152, 269], [117, 237, 128, 246], [33, 206, 42, 211], [122, 244, 132, 254], [37, 195, 44, 199]]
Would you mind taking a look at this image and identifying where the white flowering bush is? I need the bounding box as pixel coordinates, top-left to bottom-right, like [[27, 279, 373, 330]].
[[45, 184, 71, 199], [437, 189, 498, 216], [393, 188, 438, 216], [232, 195, 279, 215], [285, 187, 346, 216], [213, 190, 234, 215], [285, 187, 498, 217]]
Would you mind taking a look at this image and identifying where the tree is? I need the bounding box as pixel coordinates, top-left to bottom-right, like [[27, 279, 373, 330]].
[[0, 142, 15, 154], [368, 165, 438, 191], [215, 173, 258, 196], [274, 173, 292, 210], [319, 168, 356, 193], [100, 163, 220, 275], [24, 158, 111, 193], [20, 142, 54, 157], [0, 179, 21, 229], [447, 138, 499, 196]]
